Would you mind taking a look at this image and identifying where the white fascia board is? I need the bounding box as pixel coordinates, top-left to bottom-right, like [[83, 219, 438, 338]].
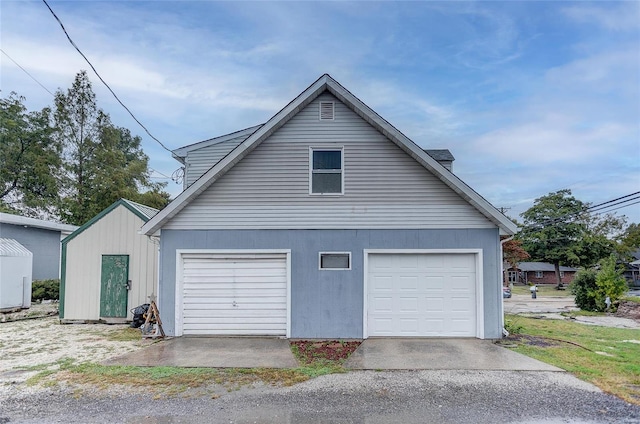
[[325, 79, 518, 235], [0, 213, 78, 233], [142, 76, 331, 236]]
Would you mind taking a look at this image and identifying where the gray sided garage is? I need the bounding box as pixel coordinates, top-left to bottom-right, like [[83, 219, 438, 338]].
[[159, 229, 503, 340]]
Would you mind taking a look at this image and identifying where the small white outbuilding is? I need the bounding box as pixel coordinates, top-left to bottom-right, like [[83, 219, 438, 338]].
[[0, 238, 33, 311], [60, 199, 159, 323]]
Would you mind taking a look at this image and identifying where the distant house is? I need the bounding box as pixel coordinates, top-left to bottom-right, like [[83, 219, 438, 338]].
[[506, 262, 577, 285], [623, 250, 640, 288], [0, 213, 77, 281], [142, 74, 518, 340], [60, 199, 159, 323]]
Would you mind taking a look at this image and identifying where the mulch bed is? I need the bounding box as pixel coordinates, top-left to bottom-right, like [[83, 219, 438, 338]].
[[291, 340, 361, 363], [499, 334, 562, 348]]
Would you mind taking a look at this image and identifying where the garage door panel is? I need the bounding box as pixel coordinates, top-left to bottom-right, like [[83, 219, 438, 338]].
[[181, 253, 287, 336], [368, 253, 477, 337], [425, 297, 444, 311], [399, 297, 418, 312]]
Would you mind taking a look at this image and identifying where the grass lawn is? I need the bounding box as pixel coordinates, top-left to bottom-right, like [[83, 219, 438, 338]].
[[510, 284, 574, 297], [503, 314, 640, 404]]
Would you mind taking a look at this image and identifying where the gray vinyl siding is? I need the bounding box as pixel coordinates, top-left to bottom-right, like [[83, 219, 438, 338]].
[[165, 93, 494, 230], [184, 135, 247, 188], [0, 223, 62, 280], [159, 228, 502, 339]]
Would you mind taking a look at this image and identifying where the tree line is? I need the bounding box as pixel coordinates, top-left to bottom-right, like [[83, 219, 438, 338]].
[[1, 71, 170, 225], [505, 189, 638, 310]]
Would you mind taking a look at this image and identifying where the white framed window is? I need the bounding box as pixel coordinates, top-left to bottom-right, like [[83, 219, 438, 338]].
[[309, 147, 344, 195], [319, 101, 335, 120], [535, 271, 543, 278], [319, 252, 351, 270], [560, 271, 565, 278]]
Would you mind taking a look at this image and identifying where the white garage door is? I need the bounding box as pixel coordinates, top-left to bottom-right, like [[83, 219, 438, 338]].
[[181, 253, 288, 336], [367, 253, 477, 337]]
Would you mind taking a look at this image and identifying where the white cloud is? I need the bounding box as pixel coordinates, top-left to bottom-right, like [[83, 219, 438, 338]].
[[563, 3, 640, 32]]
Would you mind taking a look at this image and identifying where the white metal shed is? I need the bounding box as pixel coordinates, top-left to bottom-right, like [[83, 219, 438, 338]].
[[60, 199, 159, 323], [0, 238, 33, 311]]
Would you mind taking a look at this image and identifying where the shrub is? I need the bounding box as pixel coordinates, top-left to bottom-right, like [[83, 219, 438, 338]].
[[32, 279, 60, 302], [571, 269, 598, 311], [594, 254, 628, 312]]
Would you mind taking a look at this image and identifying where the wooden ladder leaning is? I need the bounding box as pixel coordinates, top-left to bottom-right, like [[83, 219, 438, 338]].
[[141, 295, 165, 339]]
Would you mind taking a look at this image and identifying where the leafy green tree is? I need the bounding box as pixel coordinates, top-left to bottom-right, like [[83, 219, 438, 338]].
[[594, 254, 628, 311], [617, 223, 640, 260], [519, 190, 624, 288], [53, 71, 169, 224], [570, 269, 598, 311], [54, 71, 111, 224], [0, 93, 60, 216], [518, 190, 587, 288]]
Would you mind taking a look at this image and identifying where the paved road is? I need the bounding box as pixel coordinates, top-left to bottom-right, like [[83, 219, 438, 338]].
[[504, 294, 577, 314], [2, 370, 639, 423]]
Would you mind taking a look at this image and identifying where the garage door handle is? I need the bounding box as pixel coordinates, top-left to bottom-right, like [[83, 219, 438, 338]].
[[232, 301, 238, 307]]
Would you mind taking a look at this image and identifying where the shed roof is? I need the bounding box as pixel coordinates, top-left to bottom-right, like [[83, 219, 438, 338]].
[[0, 213, 78, 235], [62, 199, 159, 246], [142, 74, 518, 236], [171, 124, 264, 164], [0, 238, 32, 257], [424, 149, 455, 162]]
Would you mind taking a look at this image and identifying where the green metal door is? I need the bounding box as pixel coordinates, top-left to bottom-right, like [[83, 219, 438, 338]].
[[100, 255, 129, 317]]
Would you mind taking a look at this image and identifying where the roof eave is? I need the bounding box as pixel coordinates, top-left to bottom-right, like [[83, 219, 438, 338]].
[[142, 75, 331, 235]]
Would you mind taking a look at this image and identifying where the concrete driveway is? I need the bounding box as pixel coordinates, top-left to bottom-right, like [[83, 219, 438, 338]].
[[103, 337, 299, 368], [344, 338, 561, 371], [105, 336, 558, 372]]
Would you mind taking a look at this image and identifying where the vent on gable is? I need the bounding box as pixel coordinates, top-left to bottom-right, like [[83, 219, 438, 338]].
[[319, 101, 335, 121]]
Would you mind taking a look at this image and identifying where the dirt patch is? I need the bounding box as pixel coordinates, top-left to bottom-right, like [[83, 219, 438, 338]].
[[616, 301, 640, 321], [0, 316, 156, 391], [0, 303, 59, 322], [291, 340, 361, 363], [500, 334, 562, 348]]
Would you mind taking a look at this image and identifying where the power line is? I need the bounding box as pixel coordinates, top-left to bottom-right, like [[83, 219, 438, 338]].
[[0, 49, 55, 97], [41, 0, 172, 154], [520, 191, 640, 232]]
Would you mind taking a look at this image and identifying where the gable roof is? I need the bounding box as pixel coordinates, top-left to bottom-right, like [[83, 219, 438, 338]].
[[0, 238, 32, 257], [63, 199, 158, 245], [514, 262, 578, 272], [142, 74, 519, 236], [0, 213, 78, 235]]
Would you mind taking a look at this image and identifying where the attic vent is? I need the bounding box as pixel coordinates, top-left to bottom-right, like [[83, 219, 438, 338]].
[[319, 102, 334, 120]]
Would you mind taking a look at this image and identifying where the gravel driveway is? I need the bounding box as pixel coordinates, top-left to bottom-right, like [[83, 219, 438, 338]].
[[2, 307, 640, 423], [2, 370, 640, 423]]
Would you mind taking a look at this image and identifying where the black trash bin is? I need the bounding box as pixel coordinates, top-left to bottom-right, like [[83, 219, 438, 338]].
[[130, 303, 150, 328]]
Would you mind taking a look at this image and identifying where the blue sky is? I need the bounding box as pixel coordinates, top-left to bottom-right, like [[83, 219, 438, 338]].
[[1, 1, 639, 223]]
